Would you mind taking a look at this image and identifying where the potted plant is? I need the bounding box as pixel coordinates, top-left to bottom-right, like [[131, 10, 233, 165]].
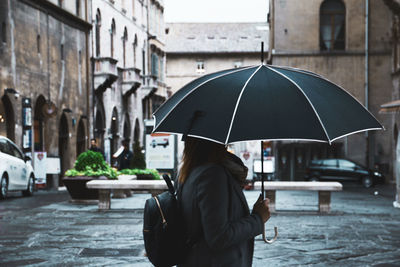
[[63, 150, 118, 200]]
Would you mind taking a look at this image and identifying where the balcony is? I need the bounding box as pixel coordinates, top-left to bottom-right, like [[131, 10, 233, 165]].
[[141, 75, 158, 98], [93, 57, 118, 93], [119, 67, 141, 97]]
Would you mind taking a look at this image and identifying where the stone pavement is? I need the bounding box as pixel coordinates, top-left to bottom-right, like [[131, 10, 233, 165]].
[[0, 184, 399, 266]]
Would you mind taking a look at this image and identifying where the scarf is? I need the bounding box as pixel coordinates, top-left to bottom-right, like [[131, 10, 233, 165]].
[[222, 152, 248, 188]]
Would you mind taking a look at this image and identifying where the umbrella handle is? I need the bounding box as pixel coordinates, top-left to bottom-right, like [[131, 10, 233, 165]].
[[262, 225, 278, 244]]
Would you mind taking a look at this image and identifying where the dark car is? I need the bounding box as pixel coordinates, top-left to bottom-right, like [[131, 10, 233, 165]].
[[304, 158, 384, 188]]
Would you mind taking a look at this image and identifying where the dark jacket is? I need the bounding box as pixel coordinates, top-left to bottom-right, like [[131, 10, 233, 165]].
[[117, 149, 133, 170], [179, 164, 263, 267]]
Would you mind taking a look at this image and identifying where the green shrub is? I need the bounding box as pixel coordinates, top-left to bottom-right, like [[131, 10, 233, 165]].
[[74, 150, 108, 171], [119, 168, 160, 180], [65, 150, 118, 179]]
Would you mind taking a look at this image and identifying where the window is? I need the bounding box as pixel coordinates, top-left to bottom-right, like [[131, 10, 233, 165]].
[[393, 15, 400, 71], [234, 61, 242, 68], [322, 159, 337, 167], [110, 19, 116, 58], [160, 56, 164, 81], [151, 53, 158, 77], [76, 0, 80, 17], [8, 141, 23, 160], [2, 22, 6, 43], [338, 159, 355, 169], [95, 9, 101, 57], [196, 61, 205, 73], [0, 139, 10, 155], [78, 50, 82, 65], [37, 35, 41, 54], [320, 0, 345, 51], [61, 44, 64, 60], [123, 27, 128, 67], [133, 34, 138, 67]]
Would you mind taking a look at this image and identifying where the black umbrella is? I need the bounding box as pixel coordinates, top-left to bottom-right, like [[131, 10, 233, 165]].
[[153, 43, 383, 243], [153, 65, 382, 144]]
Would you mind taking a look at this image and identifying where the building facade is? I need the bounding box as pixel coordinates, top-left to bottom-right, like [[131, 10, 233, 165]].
[[381, 0, 400, 206], [91, 0, 167, 165], [0, 0, 92, 187], [269, 0, 393, 181]]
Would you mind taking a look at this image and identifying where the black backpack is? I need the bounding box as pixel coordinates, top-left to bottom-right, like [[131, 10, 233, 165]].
[[143, 174, 188, 267]]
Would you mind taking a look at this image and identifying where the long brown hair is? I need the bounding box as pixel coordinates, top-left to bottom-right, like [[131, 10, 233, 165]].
[[178, 137, 227, 184]]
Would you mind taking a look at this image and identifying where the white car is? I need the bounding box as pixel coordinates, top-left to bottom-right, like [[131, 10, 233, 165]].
[[0, 136, 35, 198]]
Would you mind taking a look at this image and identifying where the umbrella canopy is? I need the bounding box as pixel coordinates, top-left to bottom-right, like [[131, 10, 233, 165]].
[[153, 64, 383, 144]]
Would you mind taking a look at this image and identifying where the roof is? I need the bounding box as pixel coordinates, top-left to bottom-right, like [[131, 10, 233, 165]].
[[165, 22, 269, 54]]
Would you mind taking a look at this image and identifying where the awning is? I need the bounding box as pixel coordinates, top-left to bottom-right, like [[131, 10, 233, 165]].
[[380, 99, 400, 113]]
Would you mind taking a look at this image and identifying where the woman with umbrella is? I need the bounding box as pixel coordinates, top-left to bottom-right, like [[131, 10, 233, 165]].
[[153, 43, 382, 265], [178, 136, 270, 267]]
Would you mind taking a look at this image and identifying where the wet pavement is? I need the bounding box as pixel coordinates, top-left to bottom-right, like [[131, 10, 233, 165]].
[[0, 183, 399, 266]]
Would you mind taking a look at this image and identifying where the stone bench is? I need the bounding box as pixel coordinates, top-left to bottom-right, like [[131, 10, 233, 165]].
[[253, 181, 343, 213], [86, 180, 168, 210]]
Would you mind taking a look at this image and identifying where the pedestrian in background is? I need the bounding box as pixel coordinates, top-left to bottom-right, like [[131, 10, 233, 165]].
[[89, 138, 105, 159], [114, 139, 133, 171], [178, 137, 270, 267]]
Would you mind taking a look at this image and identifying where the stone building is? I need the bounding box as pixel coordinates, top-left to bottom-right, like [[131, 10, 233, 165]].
[[91, 0, 167, 165], [166, 23, 269, 94], [380, 0, 400, 206], [269, 0, 393, 182], [0, 0, 92, 187], [143, 0, 168, 120], [165, 22, 269, 166]]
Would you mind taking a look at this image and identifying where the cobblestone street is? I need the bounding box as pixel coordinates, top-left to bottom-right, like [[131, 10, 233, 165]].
[[1, 184, 399, 266]]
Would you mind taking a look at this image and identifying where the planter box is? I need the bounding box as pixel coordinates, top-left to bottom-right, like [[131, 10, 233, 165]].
[[63, 176, 107, 200], [136, 174, 155, 180]]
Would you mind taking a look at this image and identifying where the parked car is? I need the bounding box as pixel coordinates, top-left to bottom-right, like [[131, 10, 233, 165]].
[[0, 136, 35, 198], [304, 158, 384, 188]]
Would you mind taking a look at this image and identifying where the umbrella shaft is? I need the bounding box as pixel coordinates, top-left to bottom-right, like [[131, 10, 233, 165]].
[[261, 141, 265, 199]]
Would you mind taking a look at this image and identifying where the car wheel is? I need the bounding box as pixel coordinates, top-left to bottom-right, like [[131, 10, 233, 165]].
[[362, 176, 373, 188], [22, 175, 34, 197], [0, 175, 8, 199]]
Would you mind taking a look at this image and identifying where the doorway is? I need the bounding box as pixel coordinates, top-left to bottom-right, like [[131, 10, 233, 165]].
[[76, 118, 86, 157], [58, 113, 69, 185], [1, 95, 15, 141]]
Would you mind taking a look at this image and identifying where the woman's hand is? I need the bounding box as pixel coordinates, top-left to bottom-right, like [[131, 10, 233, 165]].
[[252, 194, 271, 223]]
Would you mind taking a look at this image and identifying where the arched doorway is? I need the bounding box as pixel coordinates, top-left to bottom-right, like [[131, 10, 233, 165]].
[[95, 101, 105, 148], [395, 125, 400, 207], [0, 95, 15, 141], [110, 107, 119, 165], [95, 9, 101, 57], [123, 113, 131, 141], [76, 118, 86, 157], [134, 119, 140, 144], [34, 95, 46, 151], [58, 113, 69, 184]]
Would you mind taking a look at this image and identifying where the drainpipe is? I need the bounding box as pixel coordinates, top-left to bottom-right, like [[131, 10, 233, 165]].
[[365, 0, 370, 167], [85, 0, 90, 148]]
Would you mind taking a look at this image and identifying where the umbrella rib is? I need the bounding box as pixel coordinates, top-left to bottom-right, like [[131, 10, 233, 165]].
[[266, 66, 332, 144], [330, 127, 384, 143], [225, 65, 263, 144], [153, 65, 257, 132], [270, 65, 383, 130]]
